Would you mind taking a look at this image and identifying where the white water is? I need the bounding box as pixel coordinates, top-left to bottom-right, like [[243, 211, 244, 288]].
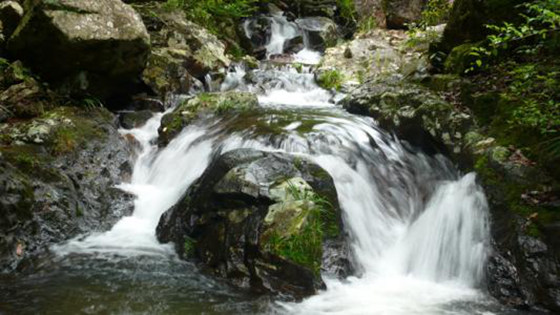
[[53, 14, 495, 315], [243, 11, 322, 64]]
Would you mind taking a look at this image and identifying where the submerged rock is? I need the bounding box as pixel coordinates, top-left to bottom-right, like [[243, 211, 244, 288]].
[[157, 91, 258, 146], [157, 149, 350, 297], [0, 106, 134, 272], [7, 0, 150, 101]]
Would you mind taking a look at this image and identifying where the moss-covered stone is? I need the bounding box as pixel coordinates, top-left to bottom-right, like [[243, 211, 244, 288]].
[[157, 149, 348, 297], [158, 91, 258, 146]]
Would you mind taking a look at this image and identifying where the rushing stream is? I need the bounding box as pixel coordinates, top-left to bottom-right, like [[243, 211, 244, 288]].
[[1, 13, 526, 315]]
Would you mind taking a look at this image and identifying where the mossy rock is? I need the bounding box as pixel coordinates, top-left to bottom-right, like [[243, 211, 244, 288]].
[[157, 149, 349, 297], [158, 91, 258, 146]]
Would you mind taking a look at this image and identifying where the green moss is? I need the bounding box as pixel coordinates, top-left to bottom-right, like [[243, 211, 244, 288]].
[[474, 154, 560, 235], [317, 69, 345, 91], [263, 183, 338, 276], [183, 236, 197, 258]]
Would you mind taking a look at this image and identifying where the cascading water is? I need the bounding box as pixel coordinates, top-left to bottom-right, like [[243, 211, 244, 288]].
[[2, 12, 520, 315]]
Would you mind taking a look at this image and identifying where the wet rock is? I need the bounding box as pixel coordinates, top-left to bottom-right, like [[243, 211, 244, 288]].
[[385, 0, 426, 29], [0, 106, 134, 272], [474, 147, 560, 312], [342, 80, 474, 157], [7, 0, 150, 102], [283, 35, 304, 54], [296, 17, 338, 52], [157, 148, 349, 297], [239, 16, 272, 58], [119, 109, 153, 129], [157, 91, 258, 146]]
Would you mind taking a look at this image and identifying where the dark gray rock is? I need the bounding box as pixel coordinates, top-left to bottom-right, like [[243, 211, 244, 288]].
[[0, 106, 134, 272], [296, 17, 338, 52], [156, 148, 350, 297]]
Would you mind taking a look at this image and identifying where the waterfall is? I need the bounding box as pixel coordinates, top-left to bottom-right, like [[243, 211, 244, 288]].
[[51, 14, 494, 315]]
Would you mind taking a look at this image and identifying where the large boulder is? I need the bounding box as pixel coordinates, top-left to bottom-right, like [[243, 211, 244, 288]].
[[157, 148, 350, 297], [342, 80, 475, 157], [133, 2, 229, 98], [296, 17, 338, 52], [0, 106, 134, 272], [385, 0, 426, 29], [7, 0, 150, 101], [157, 91, 258, 146]]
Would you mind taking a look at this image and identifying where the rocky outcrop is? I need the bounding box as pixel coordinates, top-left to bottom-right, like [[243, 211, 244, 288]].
[[157, 91, 258, 146], [132, 2, 228, 99], [7, 0, 150, 102], [342, 74, 560, 312], [0, 106, 134, 272], [157, 148, 350, 297], [342, 79, 474, 157]]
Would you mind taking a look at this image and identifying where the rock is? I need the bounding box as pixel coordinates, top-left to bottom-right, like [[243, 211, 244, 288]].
[[354, 0, 386, 28], [283, 35, 304, 54], [296, 17, 338, 52], [157, 91, 258, 146], [0, 106, 134, 272], [276, 0, 338, 19], [239, 16, 272, 58], [0, 75, 54, 120], [134, 2, 228, 97], [7, 0, 150, 102], [342, 80, 475, 157], [385, 0, 426, 29], [474, 148, 560, 312], [0, 1, 24, 39], [156, 148, 349, 297], [119, 109, 153, 129]]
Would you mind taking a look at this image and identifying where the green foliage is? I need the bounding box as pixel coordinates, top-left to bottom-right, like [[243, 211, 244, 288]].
[[406, 0, 451, 44], [317, 69, 345, 91], [183, 237, 197, 258], [466, 0, 560, 73], [265, 182, 338, 275], [357, 16, 377, 34], [421, 0, 452, 26], [165, 0, 258, 33], [337, 0, 357, 21]]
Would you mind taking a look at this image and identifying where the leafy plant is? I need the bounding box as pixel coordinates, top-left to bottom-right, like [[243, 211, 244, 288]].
[[466, 0, 560, 73], [317, 69, 345, 91]]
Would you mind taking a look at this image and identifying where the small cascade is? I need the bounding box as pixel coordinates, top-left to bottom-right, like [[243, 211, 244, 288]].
[[47, 11, 500, 314], [242, 11, 322, 64]]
